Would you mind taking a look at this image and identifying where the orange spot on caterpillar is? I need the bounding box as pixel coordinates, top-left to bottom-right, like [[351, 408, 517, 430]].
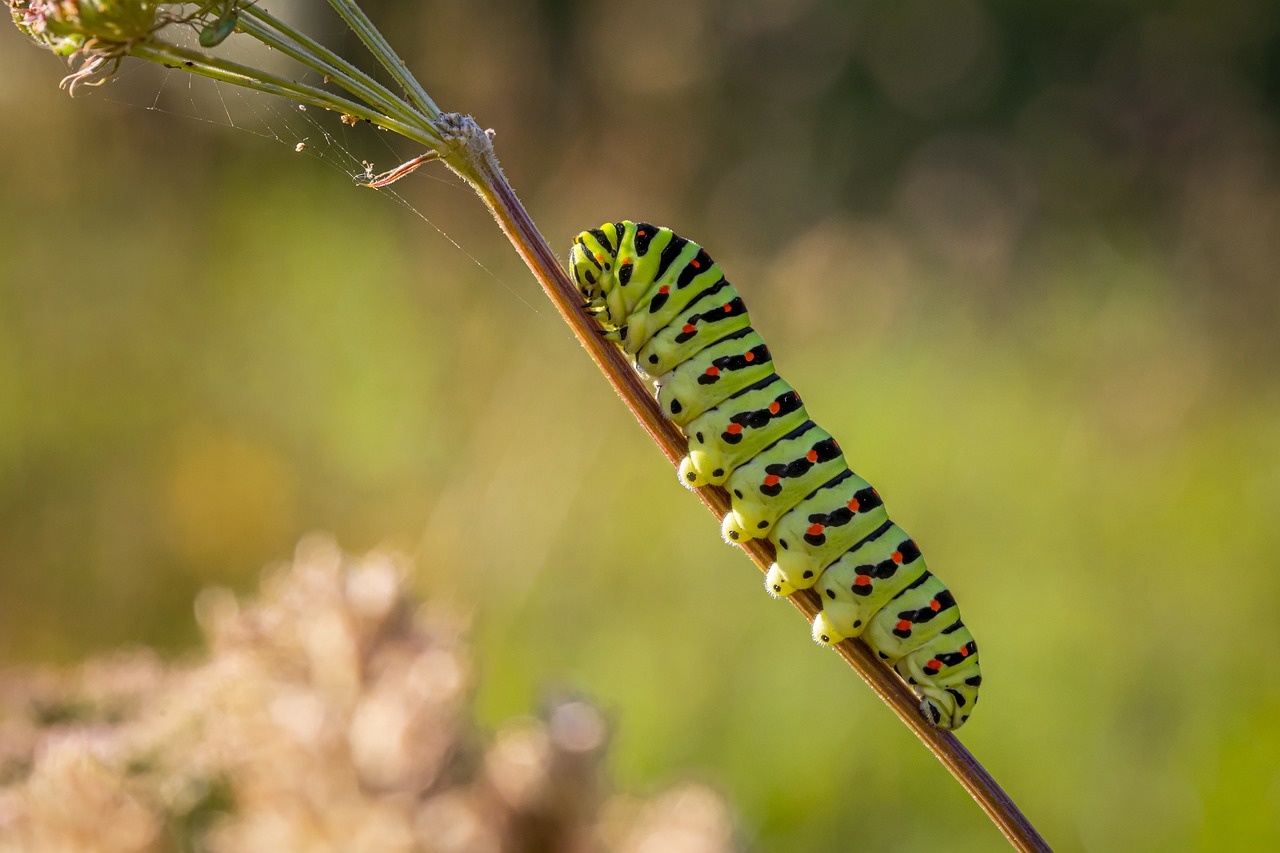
[[768, 402, 780, 414], [705, 366, 720, 377], [691, 259, 701, 268], [621, 257, 632, 264], [659, 285, 670, 294], [855, 574, 871, 588], [763, 474, 780, 487], [744, 351, 755, 362], [595, 254, 605, 263], [891, 551, 903, 564], [806, 522, 824, 537], [726, 423, 743, 435], [805, 450, 818, 463], [930, 599, 942, 611], [927, 659, 942, 669], [960, 646, 970, 657], [896, 620, 912, 632], [846, 498, 860, 512], [682, 324, 697, 334], [723, 303, 732, 313]]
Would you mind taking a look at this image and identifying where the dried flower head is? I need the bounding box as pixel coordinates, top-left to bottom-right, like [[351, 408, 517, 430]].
[[9, 0, 165, 91], [0, 538, 740, 851], [10, 0, 161, 54]]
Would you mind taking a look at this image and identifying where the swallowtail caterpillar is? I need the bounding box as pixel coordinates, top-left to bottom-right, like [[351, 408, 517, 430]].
[[569, 221, 981, 730]]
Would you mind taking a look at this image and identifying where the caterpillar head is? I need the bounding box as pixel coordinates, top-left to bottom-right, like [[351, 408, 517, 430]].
[[569, 230, 617, 305], [764, 564, 795, 598]]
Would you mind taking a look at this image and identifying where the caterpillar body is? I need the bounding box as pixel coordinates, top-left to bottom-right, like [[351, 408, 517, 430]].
[[569, 221, 982, 730]]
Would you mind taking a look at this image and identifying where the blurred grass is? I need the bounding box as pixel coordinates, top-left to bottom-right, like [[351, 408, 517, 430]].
[[4, 0, 1280, 849]]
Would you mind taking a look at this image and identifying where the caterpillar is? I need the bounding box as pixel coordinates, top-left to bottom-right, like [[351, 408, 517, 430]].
[[569, 221, 981, 730]]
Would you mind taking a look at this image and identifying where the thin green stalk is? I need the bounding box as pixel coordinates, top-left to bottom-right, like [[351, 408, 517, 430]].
[[235, 6, 429, 137], [324, 0, 439, 120], [127, 41, 439, 147]]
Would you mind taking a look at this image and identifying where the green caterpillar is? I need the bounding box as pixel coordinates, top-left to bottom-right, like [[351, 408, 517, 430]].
[[569, 221, 981, 730]]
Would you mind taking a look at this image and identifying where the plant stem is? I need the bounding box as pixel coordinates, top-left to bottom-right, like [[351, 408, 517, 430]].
[[234, 6, 430, 136], [128, 42, 438, 146], [325, 0, 439, 120], [437, 114, 1051, 853]]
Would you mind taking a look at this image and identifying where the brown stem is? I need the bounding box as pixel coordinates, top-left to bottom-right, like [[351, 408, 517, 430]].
[[438, 115, 1050, 853]]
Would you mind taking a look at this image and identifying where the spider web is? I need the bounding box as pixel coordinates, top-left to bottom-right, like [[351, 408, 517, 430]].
[[90, 17, 538, 314]]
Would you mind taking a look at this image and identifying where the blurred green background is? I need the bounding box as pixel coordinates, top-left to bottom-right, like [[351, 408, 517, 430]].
[[3, 0, 1280, 849]]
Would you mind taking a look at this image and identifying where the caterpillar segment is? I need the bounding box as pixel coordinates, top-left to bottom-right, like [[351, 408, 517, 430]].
[[655, 329, 775, 425], [637, 286, 751, 376], [718, 423, 845, 542], [678, 374, 808, 488], [569, 220, 982, 729], [765, 468, 889, 594]]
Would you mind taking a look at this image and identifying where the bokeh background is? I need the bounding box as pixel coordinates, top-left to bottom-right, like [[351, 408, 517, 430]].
[[3, 0, 1280, 849]]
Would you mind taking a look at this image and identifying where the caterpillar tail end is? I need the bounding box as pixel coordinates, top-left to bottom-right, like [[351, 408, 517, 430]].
[[764, 565, 795, 598], [917, 690, 972, 731]]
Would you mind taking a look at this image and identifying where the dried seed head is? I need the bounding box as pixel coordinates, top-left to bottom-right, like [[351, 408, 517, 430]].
[[10, 0, 163, 56], [9, 0, 170, 93]]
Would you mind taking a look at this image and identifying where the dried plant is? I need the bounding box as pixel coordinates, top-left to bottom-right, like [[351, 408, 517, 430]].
[[0, 536, 738, 852], [7, 2, 1047, 848]]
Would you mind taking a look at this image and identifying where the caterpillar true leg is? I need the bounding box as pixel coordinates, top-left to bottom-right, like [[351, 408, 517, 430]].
[[569, 221, 981, 730]]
